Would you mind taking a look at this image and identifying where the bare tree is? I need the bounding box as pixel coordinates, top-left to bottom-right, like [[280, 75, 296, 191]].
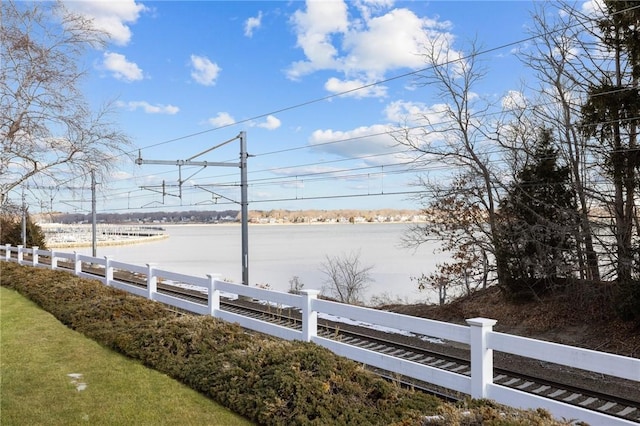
[[288, 275, 305, 295], [398, 3, 638, 310], [1, 0, 131, 207], [404, 173, 493, 304], [396, 37, 510, 291], [320, 251, 374, 305]]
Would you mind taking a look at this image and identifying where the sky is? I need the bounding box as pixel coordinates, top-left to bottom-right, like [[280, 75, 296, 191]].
[[30, 0, 574, 214]]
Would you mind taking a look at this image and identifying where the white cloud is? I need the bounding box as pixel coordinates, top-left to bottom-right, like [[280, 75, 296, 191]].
[[287, 1, 457, 98], [308, 124, 407, 164], [383, 99, 467, 153], [383, 100, 456, 149], [208, 112, 236, 127], [354, 0, 395, 21], [190, 55, 221, 86], [256, 115, 281, 130], [292, 99, 459, 166], [343, 8, 445, 73], [244, 11, 263, 37], [501, 90, 527, 111], [384, 100, 449, 125], [287, 0, 349, 80], [117, 101, 179, 115], [111, 170, 133, 181], [510, 40, 530, 55], [272, 165, 346, 178], [324, 77, 387, 98], [63, 0, 147, 46], [102, 52, 143, 81], [580, 0, 606, 17]]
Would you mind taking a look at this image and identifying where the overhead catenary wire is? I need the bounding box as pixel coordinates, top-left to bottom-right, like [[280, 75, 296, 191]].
[[89, 105, 640, 198], [14, 3, 640, 212], [23, 112, 640, 209], [45, 47, 640, 192], [131, 2, 640, 154], [25, 94, 639, 210], [93, 163, 624, 213], [31, 2, 635, 201], [30, 135, 637, 213]]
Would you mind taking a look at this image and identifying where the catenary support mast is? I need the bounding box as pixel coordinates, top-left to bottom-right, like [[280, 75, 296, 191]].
[[239, 132, 249, 286], [136, 131, 250, 285]]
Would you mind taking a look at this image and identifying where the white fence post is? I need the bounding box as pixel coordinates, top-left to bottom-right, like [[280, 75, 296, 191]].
[[31, 246, 39, 266], [50, 251, 58, 270], [74, 252, 82, 275], [17, 245, 24, 263], [467, 317, 497, 399], [146, 263, 157, 300], [104, 256, 113, 286], [207, 274, 221, 317], [5, 244, 11, 261], [301, 290, 320, 342]]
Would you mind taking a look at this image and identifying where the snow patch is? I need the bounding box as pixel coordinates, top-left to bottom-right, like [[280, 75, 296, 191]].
[[318, 313, 444, 344], [67, 373, 88, 391]]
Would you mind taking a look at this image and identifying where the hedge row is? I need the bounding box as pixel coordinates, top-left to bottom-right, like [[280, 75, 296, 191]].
[[1, 262, 568, 425]]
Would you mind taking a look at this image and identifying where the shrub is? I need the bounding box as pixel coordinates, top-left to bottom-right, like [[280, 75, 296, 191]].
[[0, 262, 439, 425], [0, 214, 47, 249], [1, 262, 570, 425], [615, 279, 640, 323]]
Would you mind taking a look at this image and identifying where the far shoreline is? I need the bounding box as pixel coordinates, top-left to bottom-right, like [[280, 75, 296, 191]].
[[42, 221, 420, 248], [46, 234, 169, 249], [160, 220, 421, 227]]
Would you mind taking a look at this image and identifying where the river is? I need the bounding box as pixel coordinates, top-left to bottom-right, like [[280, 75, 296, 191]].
[[75, 223, 446, 304]]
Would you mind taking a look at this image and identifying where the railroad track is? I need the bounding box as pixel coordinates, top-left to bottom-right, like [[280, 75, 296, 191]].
[[217, 298, 640, 424], [10, 257, 640, 423], [143, 278, 640, 423]]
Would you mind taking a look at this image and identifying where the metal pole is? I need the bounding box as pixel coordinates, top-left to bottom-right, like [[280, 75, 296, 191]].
[[240, 131, 249, 286], [136, 132, 250, 285], [91, 170, 97, 257]]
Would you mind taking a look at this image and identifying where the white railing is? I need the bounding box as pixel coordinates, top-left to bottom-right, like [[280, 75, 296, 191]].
[[2, 244, 639, 425]]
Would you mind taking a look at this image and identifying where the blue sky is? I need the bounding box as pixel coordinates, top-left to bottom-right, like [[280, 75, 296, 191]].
[[46, 0, 553, 214]]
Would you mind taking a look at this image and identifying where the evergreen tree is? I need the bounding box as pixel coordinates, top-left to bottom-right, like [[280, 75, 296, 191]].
[[497, 129, 577, 299], [0, 214, 47, 249], [581, 0, 640, 320]]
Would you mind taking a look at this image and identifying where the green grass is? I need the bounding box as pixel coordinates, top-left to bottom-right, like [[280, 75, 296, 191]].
[[0, 286, 252, 426]]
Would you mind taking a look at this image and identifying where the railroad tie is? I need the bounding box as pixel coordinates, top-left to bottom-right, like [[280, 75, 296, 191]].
[[578, 397, 597, 407], [532, 385, 550, 394], [562, 393, 582, 402]]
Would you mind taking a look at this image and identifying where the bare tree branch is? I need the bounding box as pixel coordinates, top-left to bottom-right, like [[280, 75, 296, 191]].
[[0, 0, 131, 207], [320, 250, 374, 305]]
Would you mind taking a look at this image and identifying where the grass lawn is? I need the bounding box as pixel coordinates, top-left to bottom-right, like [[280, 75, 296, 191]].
[[0, 286, 253, 426]]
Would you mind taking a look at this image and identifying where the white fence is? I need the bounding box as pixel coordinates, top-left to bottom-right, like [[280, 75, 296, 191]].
[[2, 244, 639, 425]]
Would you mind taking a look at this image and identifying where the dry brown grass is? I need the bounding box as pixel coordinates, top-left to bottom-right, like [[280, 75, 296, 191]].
[[386, 285, 640, 357]]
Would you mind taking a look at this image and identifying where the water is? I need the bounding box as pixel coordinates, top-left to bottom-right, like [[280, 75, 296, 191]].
[[76, 223, 446, 304]]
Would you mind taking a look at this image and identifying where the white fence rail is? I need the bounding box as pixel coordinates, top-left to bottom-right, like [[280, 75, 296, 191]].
[[2, 244, 639, 425]]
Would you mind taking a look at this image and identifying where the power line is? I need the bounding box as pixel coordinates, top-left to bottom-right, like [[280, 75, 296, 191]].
[[48, 18, 640, 191], [92, 104, 638, 198], [94, 189, 428, 213], [22, 139, 633, 211], [15, 4, 640, 211], [132, 2, 640, 154]]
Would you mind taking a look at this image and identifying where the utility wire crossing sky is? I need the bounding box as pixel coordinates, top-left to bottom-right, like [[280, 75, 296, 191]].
[[15, 0, 604, 214]]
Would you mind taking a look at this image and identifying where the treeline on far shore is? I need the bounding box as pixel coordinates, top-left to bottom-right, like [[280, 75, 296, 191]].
[[36, 209, 424, 225]]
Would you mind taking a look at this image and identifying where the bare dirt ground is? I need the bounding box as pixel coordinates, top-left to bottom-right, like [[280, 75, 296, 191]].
[[385, 285, 640, 358], [383, 286, 640, 404]]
